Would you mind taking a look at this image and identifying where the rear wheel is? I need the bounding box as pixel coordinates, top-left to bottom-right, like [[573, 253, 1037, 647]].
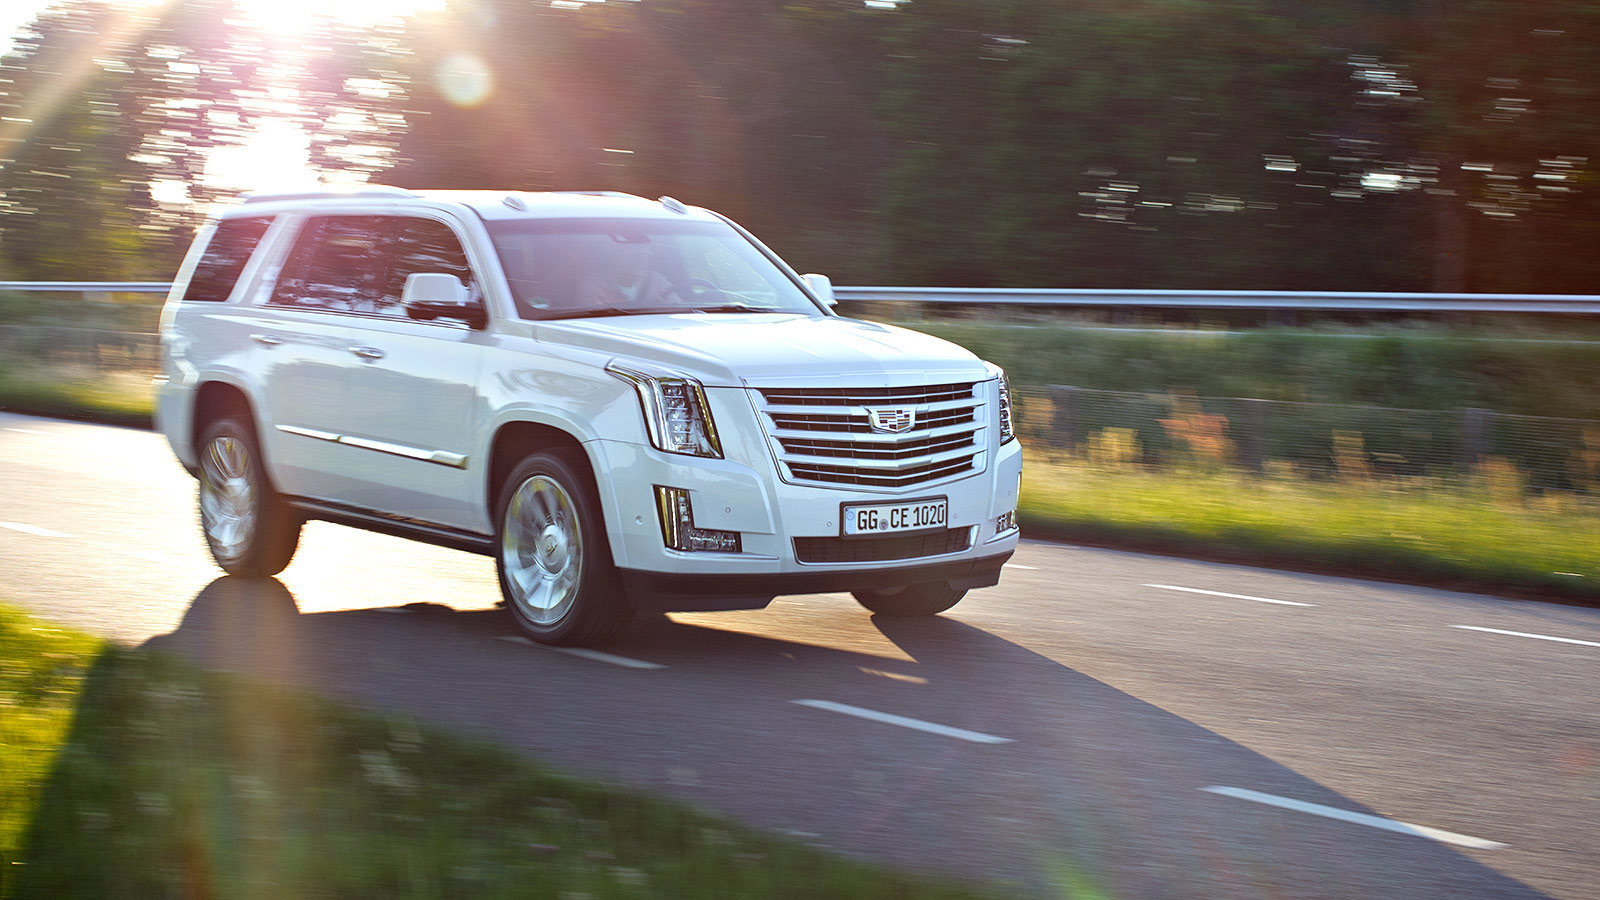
[[495, 451, 632, 645], [852, 582, 966, 617], [197, 417, 302, 577]]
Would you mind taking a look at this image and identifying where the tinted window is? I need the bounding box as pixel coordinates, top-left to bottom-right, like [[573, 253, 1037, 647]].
[[270, 215, 475, 318], [270, 216, 384, 313], [380, 217, 477, 313], [182, 216, 272, 303]]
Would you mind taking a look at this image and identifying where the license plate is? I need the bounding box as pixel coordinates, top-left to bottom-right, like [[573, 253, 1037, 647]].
[[843, 498, 948, 536]]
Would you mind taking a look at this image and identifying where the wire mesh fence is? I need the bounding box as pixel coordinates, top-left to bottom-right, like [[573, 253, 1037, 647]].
[[0, 324, 159, 374], [2, 311, 1597, 501], [1015, 386, 1600, 497]]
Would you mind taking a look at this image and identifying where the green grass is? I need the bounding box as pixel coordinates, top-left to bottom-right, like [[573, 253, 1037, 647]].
[[0, 365, 154, 428], [0, 609, 102, 892], [0, 603, 1019, 899], [1019, 454, 1600, 601]]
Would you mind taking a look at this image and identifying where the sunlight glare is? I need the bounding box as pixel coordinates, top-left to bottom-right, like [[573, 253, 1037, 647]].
[[236, 0, 444, 33], [204, 118, 318, 192]]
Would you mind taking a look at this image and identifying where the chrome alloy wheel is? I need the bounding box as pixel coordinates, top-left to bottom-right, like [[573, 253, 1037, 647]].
[[199, 434, 257, 562], [501, 475, 584, 625]]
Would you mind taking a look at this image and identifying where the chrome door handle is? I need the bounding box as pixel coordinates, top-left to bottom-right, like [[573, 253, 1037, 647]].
[[251, 333, 282, 346], [349, 346, 385, 360]]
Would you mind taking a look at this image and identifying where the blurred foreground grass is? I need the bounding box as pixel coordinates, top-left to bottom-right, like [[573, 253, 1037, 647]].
[[1020, 451, 1600, 601], [0, 603, 1011, 899], [0, 364, 153, 428]]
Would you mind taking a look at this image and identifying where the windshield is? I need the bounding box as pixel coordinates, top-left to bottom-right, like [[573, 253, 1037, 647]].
[[486, 217, 823, 320]]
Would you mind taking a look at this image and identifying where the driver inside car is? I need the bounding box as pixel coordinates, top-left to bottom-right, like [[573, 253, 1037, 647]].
[[578, 239, 685, 309]]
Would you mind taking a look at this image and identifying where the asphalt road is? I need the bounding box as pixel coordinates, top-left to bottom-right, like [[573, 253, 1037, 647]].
[[2, 410, 1597, 899]]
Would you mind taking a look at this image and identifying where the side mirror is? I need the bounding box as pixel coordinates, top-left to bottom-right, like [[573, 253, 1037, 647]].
[[403, 273, 486, 328], [803, 273, 837, 308]]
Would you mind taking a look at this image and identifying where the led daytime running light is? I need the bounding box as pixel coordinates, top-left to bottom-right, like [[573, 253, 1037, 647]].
[[997, 371, 1015, 444]]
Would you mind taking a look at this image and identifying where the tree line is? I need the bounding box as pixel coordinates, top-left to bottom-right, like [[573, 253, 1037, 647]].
[[1, 0, 1596, 292]]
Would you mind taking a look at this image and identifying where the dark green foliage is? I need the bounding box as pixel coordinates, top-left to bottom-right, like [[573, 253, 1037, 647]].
[[2, 0, 1599, 290], [0, 0, 407, 280]]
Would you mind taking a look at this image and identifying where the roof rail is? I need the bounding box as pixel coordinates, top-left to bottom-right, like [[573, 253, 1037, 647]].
[[548, 190, 643, 199], [241, 185, 415, 204]]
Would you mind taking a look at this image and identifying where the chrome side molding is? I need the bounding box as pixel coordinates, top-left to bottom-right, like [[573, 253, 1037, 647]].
[[276, 424, 467, 469]]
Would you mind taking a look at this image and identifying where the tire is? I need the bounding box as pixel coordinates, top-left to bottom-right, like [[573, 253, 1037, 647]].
[[851, 581, 967, 617], [197, 416, 302, 577], [495, 450, 632, 646]]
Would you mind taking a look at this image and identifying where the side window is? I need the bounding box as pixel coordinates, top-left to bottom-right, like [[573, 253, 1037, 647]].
[[181, 216, 273, 303], [269, 216, 386, 313], [380, 217, 477, 315]]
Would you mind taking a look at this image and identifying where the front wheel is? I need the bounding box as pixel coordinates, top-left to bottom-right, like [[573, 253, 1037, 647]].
[[852, 582, 967, 617], [495, 451, 632, 646]]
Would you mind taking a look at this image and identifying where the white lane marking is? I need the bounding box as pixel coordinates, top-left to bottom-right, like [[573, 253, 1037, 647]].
[[1003, 563, 1038, 570], [0, 521, 74, 538], [1451, 625, 1600, 650], [495, 635, 665, 669], [1202, 786, 1506, 850], [792, 699, 1012, 744], [857, 666, 930, 685], [1144, 583, 1314, 607], [4, 427, 50, 435]]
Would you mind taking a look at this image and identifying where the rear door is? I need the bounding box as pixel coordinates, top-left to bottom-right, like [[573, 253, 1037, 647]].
[[246, 214, 372, 501]]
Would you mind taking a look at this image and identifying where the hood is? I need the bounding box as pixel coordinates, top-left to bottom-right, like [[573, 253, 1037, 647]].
[[536, 314, 991, 388]]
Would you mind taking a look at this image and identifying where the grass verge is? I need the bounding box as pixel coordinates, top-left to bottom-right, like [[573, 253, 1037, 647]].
[[1020, 454, 1600, 603], [0, 366, 154, 429], [0, 603, 1013, 899]]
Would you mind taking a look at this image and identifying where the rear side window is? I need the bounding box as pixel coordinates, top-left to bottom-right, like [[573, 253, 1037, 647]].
[[181, 216, 273, 303]]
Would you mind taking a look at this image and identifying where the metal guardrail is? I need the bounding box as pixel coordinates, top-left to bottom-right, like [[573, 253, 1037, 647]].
[[4, 282, 1600, 313], [0, 281, 173, 294], [835, 287, 1600, 314]]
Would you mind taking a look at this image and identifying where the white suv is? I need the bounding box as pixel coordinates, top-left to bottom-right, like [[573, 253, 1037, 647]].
[[157, 188, 1021, 645]]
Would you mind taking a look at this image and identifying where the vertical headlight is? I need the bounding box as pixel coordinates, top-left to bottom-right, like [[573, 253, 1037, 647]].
[[997, 370, 1015, 444], [607, 363, 723, 458]]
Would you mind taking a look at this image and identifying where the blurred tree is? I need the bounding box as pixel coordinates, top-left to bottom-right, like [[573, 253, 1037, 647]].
[[0, 0, 407, 280], [877, 0, 1429, 289], [386, 0, 894, 280], [1, 0, 1595, 292], [874, 0, 1600, 291], [1381, 0, 1600, 292], [0, 4, 170, 279]]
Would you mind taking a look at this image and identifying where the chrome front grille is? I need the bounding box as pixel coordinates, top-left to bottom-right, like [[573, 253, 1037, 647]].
[[755, 382, 986, 489]]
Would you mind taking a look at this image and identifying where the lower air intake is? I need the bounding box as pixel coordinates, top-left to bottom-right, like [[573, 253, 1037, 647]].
[[794, 528, 972, 564]]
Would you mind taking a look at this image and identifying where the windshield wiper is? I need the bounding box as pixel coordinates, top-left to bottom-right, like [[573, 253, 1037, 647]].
[[681, 303, 782, 314], [543, 305, 689, 320]]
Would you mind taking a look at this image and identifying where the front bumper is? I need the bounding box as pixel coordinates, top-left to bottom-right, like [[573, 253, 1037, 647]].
[[620, 551, 1012, 611], [589, 435, 1023, 611]]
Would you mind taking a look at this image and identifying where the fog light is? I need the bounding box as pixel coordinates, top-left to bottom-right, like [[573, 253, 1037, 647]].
[[654, 486, 742, 552], [995, 509, 1018, 534]]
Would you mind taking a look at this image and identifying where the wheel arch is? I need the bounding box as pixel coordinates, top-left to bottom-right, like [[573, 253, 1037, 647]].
[[191, 378, 259, 458], [487, 420, 605, 535]]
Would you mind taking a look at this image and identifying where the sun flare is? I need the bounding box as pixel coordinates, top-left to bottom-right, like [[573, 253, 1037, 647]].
[[235, 0, 444, 33]]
